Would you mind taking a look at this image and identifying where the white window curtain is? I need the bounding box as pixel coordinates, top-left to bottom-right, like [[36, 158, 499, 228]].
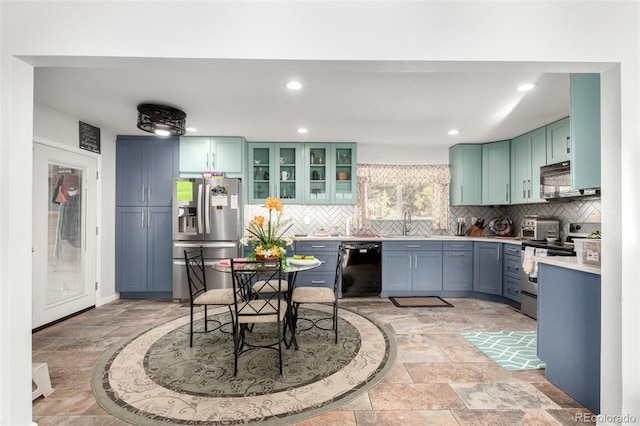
[[353, 164, 450, 230]]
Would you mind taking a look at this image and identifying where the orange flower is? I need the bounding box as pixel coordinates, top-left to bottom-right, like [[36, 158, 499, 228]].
[[253, 215, 265, 227], [264, 196, 283, 212]]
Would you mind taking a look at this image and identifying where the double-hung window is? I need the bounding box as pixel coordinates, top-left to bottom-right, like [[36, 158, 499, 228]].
[[353, 164, 450, 230], [368, 183, 434, 220]]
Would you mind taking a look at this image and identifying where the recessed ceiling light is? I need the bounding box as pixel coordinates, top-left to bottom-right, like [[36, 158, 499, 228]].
[[448, 129, 460, 136], [286, 81, 302, 90], [186, 127, 197, 133], [297, 127, 308, 134], [517, 83, 536, 92]]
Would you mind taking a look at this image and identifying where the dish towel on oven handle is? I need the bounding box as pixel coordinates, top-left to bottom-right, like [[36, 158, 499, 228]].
[[522, 247, 548, 276], [522, 247, 536, 274], [531, 248, 548, 278]]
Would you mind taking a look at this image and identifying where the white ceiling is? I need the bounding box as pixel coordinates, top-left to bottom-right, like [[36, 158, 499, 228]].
[[33, 58, 570, 147]]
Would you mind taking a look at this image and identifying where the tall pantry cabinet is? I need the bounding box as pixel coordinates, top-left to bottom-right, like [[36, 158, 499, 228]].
[[115, 136, 179, 298]]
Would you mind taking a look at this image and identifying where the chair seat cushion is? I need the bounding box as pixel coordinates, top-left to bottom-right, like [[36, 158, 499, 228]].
[[237, 300, 286, 323], [252, 279, 288, 293], [194, 288, 234, 305], [292, 286, 336, 304]]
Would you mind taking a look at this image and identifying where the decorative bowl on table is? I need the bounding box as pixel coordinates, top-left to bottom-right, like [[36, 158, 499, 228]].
[[290, 256, 320, 267]]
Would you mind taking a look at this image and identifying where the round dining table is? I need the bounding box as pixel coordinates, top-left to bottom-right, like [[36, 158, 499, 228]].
[[213, 257, 323, 349]]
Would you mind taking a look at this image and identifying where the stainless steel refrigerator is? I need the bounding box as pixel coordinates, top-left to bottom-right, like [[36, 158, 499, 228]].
[[172, 177, 242, 300]]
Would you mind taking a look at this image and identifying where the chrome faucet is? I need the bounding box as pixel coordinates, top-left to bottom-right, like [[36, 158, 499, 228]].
[[403, 209, 412, 236]]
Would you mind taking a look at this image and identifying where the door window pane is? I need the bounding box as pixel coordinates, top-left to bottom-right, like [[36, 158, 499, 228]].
[[48, 164, 84, 305]]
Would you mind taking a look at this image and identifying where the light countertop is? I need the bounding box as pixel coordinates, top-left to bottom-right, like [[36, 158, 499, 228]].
[[535, 256, 601, 275], [291, 235, 522, 245]]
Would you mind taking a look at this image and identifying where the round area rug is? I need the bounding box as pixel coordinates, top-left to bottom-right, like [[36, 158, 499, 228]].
[[92, 304, 396, 425]]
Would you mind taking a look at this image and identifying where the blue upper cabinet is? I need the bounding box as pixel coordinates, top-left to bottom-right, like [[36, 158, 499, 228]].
[[449, 144, 482, 206], [482, 140, 510, 205], [179, 136, 245, 177], [546, 117, 570, 164], [510, 127, 547, 204], [570, 74, 601, 190], [116, 136, 179, 207]]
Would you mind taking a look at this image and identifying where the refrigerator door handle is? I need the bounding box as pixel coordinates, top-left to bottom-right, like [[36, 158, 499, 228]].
[[205, 183, 211, 234], [174, 241, 237, 249], [197, 183, 203, 233]]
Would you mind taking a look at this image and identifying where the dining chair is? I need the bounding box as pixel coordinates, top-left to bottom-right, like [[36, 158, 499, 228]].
[[184, 248, 234, 347], [230, 258, 287, 376], [290, 245, 343, 350]]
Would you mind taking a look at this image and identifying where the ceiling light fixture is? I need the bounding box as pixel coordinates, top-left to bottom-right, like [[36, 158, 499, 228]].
[[517, 83, 536, 92], [297, 127, 308, 134], [186, 127, 197, 133], [448, 129, 460, 135], [286, 81, 302, 90], [137, 103, 187, 136]]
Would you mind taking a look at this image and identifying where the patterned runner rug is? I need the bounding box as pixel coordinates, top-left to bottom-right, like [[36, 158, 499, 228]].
[[460, 330, 546, 371], [92, 304, 396, 425]]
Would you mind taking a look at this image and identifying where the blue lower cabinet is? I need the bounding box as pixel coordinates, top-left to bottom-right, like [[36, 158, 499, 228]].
[[443, 241, 473, 291], [502, 244, 521, 302], [473, 242, 503, 295], [116, 206, 173, 297], [382, 251, 411, 291], [292, 240, 340, 289], [294, 273, 334, 288], [382, 241, 443, 294], [538, 263, 600, 414], [502, 275, 521, 302], [413, 251, 443, 291]]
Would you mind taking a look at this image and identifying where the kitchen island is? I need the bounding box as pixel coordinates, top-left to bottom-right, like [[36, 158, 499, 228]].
[[537, 261, 601, 414]]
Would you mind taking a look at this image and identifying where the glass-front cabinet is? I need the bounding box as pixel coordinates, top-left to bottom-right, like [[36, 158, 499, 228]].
[[249, 142, 356, 205], [247, 142, 303, 204], [304, 143, 356, 205], [331, 143, 356, 204], [305, 144, 330, 204]]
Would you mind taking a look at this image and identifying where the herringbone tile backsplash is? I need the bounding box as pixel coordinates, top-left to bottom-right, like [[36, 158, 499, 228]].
[[245, 199, 601, 240], [245, 204, 354, 236]]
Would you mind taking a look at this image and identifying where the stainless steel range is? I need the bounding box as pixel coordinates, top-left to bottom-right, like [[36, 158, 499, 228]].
[[519, 222, 601, 319]]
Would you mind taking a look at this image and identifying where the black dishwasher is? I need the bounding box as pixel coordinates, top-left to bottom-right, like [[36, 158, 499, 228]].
[[341, 241, 382, 297]]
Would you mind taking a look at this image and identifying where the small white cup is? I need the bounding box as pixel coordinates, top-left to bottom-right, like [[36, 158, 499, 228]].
[[281, 171, 290, 181]]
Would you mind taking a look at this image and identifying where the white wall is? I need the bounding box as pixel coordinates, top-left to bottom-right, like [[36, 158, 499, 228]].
[[33, 103, 117, 305], [359, 143, 449, 165], [1, 2, 638, 425]]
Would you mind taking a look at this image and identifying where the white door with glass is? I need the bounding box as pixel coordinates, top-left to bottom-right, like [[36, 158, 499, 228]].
[[32, 143, 97, 329]]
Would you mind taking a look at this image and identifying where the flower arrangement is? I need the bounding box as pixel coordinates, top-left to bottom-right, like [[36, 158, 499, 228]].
[[241, 197, 293, 262]]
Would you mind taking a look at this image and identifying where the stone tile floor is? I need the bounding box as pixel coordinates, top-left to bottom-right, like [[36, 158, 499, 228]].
[[32, 297, 594, 425]]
